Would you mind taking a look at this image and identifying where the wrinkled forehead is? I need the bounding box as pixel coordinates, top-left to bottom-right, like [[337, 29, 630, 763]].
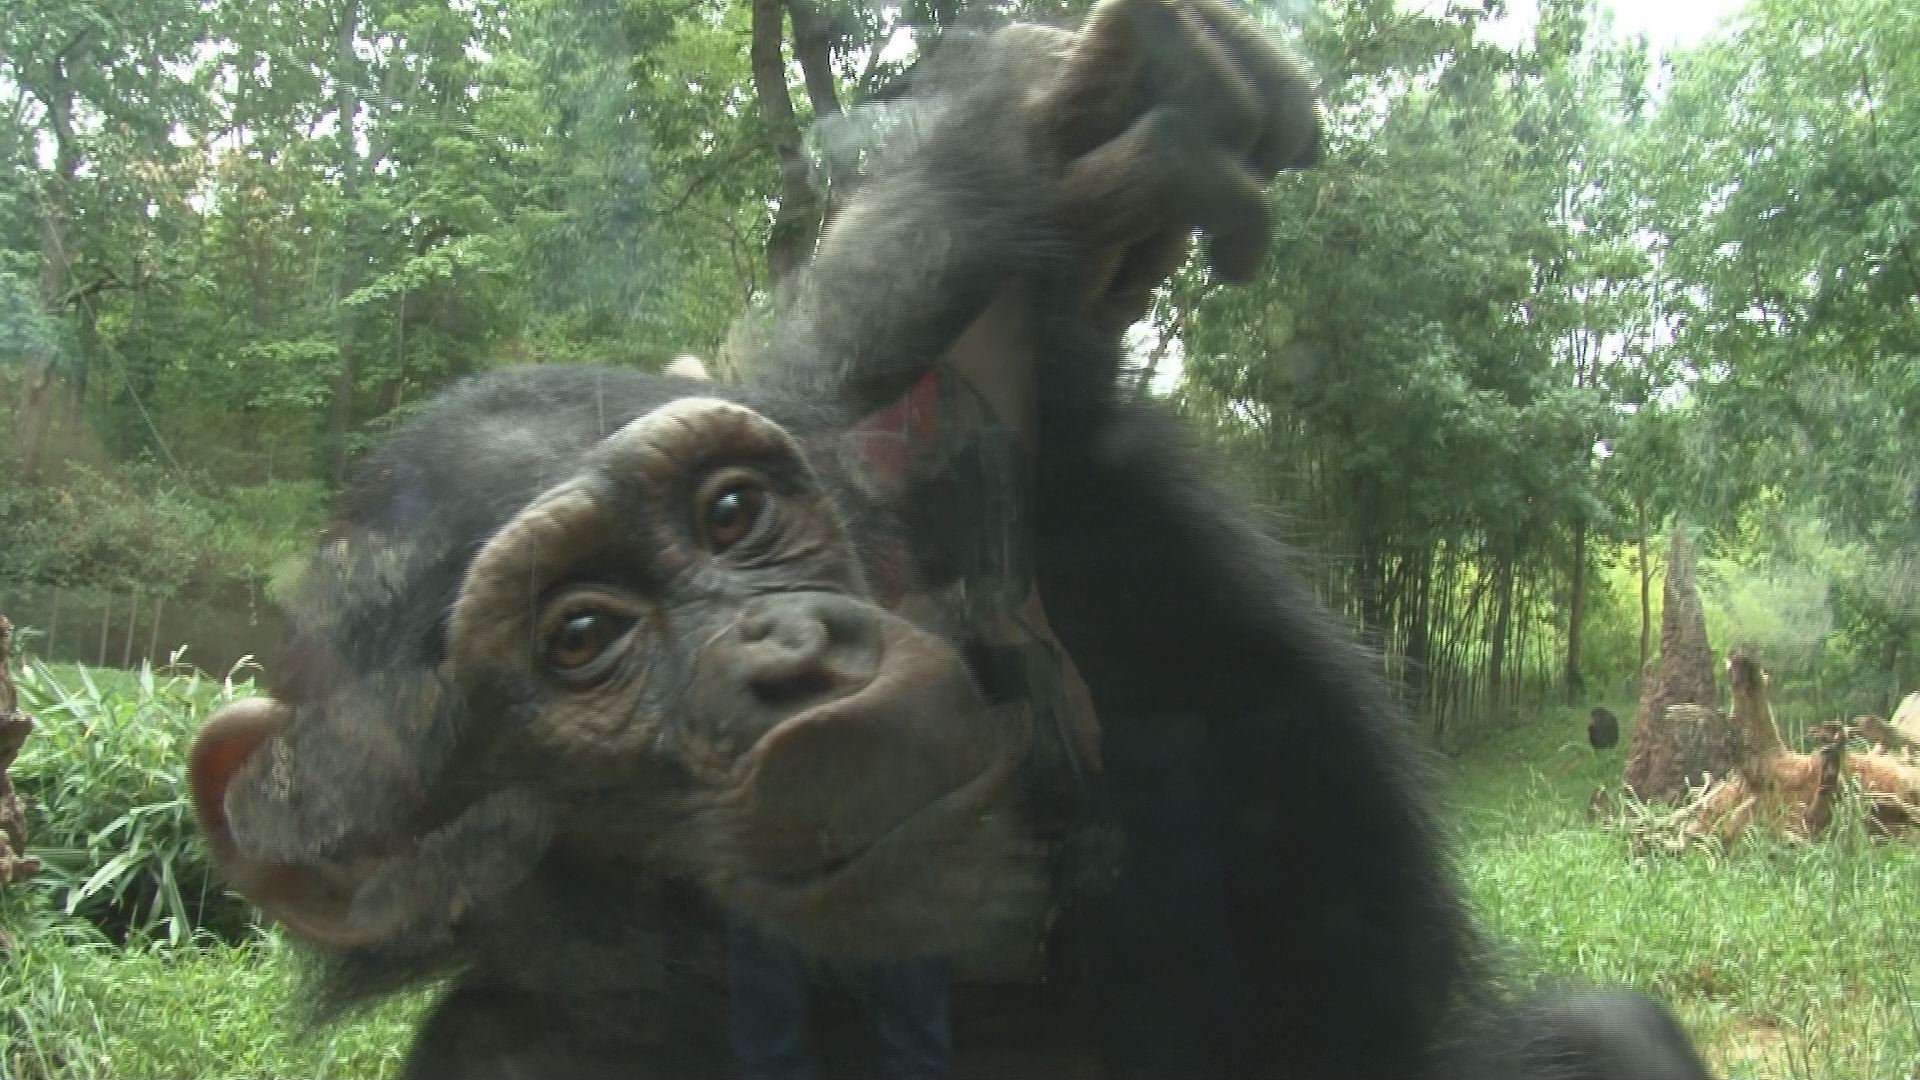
[[285, 390, 845, 661]]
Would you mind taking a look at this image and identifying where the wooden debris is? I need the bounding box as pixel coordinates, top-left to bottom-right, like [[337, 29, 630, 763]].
[[1674, 655, 1919, 845]]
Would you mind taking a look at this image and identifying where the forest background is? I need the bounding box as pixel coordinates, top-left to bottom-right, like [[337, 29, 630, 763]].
[[3, 0, 1916, 742]]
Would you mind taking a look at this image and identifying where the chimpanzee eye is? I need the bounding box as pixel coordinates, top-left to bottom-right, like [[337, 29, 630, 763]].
[[545, 606, 637, 678], [699, 479, 769, 553]]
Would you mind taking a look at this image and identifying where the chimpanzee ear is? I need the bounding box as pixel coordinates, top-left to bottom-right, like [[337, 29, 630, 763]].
[[189, 697, 387, 948]]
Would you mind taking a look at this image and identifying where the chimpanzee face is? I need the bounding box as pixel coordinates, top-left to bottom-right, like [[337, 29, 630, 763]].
[[190, 395, 1049, 965]]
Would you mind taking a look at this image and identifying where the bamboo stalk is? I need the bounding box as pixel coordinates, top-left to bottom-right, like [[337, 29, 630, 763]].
[[147, 597, 164, 666], [121, 594, 139, 669], [97, 593, 113, 667]]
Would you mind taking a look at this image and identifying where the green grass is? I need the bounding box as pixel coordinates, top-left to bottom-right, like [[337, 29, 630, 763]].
[[3, 677, 1915, 1078], [1448, 702, 1920, 1080], [0, 916, 427, 1079]]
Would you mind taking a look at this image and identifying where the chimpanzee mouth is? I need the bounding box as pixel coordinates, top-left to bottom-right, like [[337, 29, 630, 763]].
[[752, 754, 1014, 896], [738, 613, 1008, 888]]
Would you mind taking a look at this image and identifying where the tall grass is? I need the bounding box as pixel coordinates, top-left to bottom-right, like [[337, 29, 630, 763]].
[[2, 655, 428, 1079], [0, 916, 424, 1079]]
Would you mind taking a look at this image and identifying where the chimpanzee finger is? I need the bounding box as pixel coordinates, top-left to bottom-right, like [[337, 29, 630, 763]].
[[1198, 191, 1274, 283], [1024, 0, 1146, 160], [1125, 0, 1262, 150], [1183, 0, 1323, 177], [1058, 104, 1272, 284], [1032, 0, 1260, 163], [1058, 119, 1169, 253]]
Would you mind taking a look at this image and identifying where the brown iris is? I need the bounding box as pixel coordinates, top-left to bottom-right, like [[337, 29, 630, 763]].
[[698, 475, 770, 554]]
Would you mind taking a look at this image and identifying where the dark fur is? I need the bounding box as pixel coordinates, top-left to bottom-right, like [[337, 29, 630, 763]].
[[208, 10, 1711, 1080]]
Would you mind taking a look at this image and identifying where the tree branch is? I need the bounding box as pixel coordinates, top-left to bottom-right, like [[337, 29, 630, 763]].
[[751, 0, 824, 284], [58, 271, 126, 310], [786, 0, 844, 122]]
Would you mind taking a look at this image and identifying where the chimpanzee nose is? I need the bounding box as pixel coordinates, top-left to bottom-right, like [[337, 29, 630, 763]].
[[734, 592, 882, 708]]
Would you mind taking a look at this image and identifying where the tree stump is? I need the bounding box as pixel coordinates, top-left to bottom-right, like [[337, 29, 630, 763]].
[[1858, 713, 1919, 757], [1623, 526, 1733, 803]]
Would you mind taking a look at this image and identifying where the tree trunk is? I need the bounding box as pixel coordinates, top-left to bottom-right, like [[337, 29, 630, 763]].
[[1565, 517, 1586, 705], [1636, 498, 1651, 677], [1487, 546, 1515, 714], [324, 0, 365, 484], [375, 290, 410, 415], [96, 593, 112, 667], [1, 618, 17, 719], [1624, 524, 1731, 802], [122, 255, 154, 427], [1403, 548, 1433, 715], [121, 594, 138, 669], [787, 0, 843, 122], [788, 0, 847, 229], [13, 89, 79, 480], [752, 0, 825, 286], [1355, 547, 1388, 644], [147, 597, 164, 666], [1879, 634, 1905, 718], [2, 614, 43, 894], [65, 301, 99, 455]]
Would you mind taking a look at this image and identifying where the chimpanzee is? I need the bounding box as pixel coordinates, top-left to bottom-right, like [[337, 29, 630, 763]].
[[187, 2, 1715, 1078], [1590, 706, 1621, 751]]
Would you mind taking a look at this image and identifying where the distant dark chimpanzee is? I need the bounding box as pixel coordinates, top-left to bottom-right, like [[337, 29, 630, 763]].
[[1590, 706, 1622, 751], [186, 2, 1715, 1078]]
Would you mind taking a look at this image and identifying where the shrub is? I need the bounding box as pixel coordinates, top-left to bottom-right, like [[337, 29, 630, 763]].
[[0, 465, 326, 605], [10, 655, 264, 944]]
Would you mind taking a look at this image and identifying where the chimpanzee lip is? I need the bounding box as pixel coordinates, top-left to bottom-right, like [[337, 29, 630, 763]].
[[753, 753, 1013, 894], [733, 605, 1010, 903]]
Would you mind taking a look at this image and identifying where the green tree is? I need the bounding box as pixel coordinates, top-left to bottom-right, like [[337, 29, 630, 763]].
[[2, 0, 211, 478], [1640, 0, 1920, 706], [1175, 0, 1655, 737]]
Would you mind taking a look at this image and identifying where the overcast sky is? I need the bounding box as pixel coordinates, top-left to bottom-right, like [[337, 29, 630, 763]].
[[1601, 0, 1746, 49]]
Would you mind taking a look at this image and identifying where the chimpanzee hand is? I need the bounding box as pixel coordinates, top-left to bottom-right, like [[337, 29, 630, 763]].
[[1014, 0, 1323, 333], [768, 0, 1321, 413]]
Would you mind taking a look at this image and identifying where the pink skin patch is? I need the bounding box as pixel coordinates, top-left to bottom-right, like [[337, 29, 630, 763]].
[[850, 369, 1103, 773]]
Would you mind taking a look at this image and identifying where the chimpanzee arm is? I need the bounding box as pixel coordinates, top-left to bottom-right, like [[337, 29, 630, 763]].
[[1030, 408, 1483, 1078], [743, 0, 1324, 814], [762, 8, 1464, 1071]]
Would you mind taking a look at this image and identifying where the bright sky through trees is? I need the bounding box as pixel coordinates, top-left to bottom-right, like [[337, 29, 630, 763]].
[[1465, 0, 1746, 56]]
